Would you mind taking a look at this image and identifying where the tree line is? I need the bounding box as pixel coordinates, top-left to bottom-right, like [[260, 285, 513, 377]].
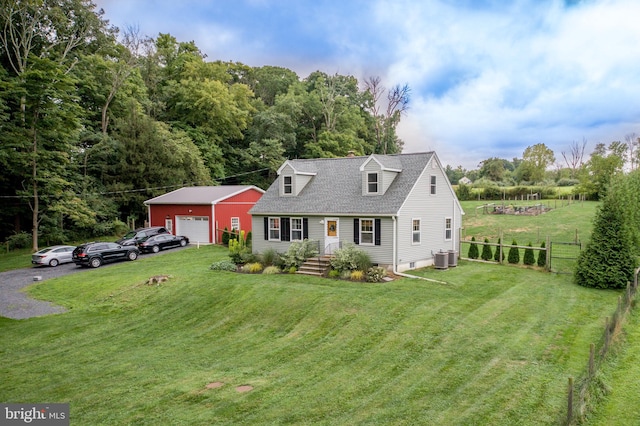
[[0, 0, 409, 250], [445, 138, 639, 202]]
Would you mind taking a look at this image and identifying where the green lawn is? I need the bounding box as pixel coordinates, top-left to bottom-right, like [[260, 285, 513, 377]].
[[582, 306, 640, 425], [460, 199, 598, 244], [0, 245, 622, 425]]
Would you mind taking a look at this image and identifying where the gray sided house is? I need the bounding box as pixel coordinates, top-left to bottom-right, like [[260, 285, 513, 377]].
[[249, 152, 464, 272]]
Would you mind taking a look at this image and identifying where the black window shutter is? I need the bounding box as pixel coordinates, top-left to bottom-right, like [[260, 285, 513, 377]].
[[281, 217, 290, 241], [375, 219, 381, 246], [353, 218, 360, 244], [303, 218, 309, 240], [263, 217, 268, 240]]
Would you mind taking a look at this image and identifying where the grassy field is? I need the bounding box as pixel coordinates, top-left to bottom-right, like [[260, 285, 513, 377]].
[[0, 245, 623, 425], [460, 199, 598, 244]]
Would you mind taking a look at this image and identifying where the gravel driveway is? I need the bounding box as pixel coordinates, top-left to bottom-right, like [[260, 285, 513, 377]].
[[0, 247, 188, 320]]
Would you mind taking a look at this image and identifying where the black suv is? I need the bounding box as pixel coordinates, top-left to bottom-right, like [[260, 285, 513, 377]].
[[72, 242, 139, 268], [115, 227, 169, 246]]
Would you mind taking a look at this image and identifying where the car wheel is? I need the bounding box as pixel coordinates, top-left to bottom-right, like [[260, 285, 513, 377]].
[[49, 259, 59, 267], [128, 251, 138, 261], [90, 257, 102, 268], [180, 239, 187, 247], [152, 245, 160, 253]]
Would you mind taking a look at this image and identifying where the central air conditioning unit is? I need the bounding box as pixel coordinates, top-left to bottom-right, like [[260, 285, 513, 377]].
[[434, 251, 449, 270]]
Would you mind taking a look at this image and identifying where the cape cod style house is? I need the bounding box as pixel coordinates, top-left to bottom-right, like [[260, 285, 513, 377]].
[[249, 152, 464, 272]]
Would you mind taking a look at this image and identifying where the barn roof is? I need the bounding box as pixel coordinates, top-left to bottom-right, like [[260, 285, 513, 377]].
[[144, 185, 264, 205]]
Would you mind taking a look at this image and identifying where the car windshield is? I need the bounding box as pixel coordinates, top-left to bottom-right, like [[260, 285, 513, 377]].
[[36, 248, 53, 254], [122, 231, 137, 239]]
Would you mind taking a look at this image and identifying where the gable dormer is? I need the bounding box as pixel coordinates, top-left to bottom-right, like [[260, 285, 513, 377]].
[[277, 160, 316, 196], [360, 155, 402, 196]]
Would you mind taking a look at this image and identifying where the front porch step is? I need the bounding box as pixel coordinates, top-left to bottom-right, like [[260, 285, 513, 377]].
[[296, 256, 333, 277]]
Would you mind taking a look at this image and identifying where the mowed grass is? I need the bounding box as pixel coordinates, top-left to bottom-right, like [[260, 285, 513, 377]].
[[461, 200, 599, 244], [0, 245, 621, 425]]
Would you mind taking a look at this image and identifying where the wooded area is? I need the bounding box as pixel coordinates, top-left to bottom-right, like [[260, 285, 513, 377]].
[[0, 0, 409, 250]]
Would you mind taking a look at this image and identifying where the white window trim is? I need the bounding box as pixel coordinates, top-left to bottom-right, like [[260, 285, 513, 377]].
[[231, 217, 240, 231], [291, 217, 303, 241], [412, 218, 421, 245], [283, 175, 293, 195], [445, 217, 452, 241], [367, 172, 379, 194], [360, 218, 375, 245], [269, 217, 281, 241], [430, 175, 437, 195]]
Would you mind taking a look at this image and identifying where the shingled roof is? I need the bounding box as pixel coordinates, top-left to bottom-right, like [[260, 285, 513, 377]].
[[145, 185, 263, 205], [250, 152, 435, 216]]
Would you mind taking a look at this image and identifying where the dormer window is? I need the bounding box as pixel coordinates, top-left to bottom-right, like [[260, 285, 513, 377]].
[[367, 172, 379, 194], [283, 175, 293, 194]]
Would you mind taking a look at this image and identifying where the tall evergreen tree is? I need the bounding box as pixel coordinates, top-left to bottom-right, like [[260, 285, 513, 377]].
[[575, 180, 636, 289]]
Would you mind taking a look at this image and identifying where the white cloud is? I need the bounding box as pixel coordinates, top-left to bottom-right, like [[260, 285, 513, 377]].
[[382, 0, 640, 168]]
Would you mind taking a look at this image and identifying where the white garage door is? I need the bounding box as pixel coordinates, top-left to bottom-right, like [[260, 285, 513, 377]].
[[176, 216, 210, 244]]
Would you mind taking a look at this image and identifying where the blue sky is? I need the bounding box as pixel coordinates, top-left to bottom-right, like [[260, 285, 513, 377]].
[[96, 0, 640, 169]]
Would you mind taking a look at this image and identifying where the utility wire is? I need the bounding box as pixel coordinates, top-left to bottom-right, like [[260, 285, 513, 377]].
[[0, 167, 271, 199]]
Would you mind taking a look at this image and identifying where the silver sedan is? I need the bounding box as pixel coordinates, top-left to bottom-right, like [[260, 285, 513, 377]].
[[31, 245, 76, 267]]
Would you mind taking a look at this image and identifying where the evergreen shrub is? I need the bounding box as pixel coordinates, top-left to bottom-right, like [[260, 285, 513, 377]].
[[481, 238, 493, 261], [523, 242, 535, 265], [468, 236, 479, 259], [508, 240, 520, 264], [537, 241, 546, 268]]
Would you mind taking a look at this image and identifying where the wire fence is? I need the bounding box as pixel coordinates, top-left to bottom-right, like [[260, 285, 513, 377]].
[[564, 269, 639, 424], [459, 233, 584, 273]]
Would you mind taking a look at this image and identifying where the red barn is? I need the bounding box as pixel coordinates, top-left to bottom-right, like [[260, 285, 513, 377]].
[[144, 185, 264, 244]]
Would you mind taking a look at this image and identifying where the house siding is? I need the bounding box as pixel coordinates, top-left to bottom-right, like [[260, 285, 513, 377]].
[[252, 215, 394, 266], [396, 156, 462, 271]]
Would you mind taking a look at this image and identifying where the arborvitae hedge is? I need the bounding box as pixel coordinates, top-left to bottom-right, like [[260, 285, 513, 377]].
[[508, 240, 520, 264], [523, 242, 535, 265], [222, 227, 230, 245], [481, 238, 493, 261], [468, 236, 479, 259]]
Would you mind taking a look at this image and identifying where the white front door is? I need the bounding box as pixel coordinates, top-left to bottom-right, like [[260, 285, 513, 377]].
[[324, 218, 339, 254]]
